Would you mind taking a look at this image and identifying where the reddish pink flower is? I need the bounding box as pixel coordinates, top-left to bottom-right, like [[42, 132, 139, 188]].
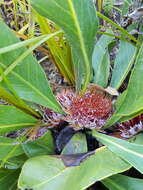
[[44, 85, 113, 129], [115, 114, 143, 138]]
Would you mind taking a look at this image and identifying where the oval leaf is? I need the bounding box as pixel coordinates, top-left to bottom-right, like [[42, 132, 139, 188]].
[[18, 147, 130, 190]]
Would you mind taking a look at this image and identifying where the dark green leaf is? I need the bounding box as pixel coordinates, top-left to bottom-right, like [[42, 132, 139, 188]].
[[102, 174, 143, 190], [0, 169, 20, 190]]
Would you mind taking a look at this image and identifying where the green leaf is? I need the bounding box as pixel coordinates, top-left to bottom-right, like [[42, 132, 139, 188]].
[[110, 44, 143, 117], [92, 31, 113, 87], [22, 131, 54, 157], [110, 41, 136, 89], [0, 105, 37, 134], [62, 133, 87, 155], [93, 131, 143, 174], [31, 0, 99, 92], [0, 136, 24, 160], [5, 154, 28, 170], [0, 169, 20, 190], [104, 91, 127, 128], [18, 147, 130, 190], [102, 174, 143, 190], [0, 21, 63, 113], [0, 86, 40, 118]]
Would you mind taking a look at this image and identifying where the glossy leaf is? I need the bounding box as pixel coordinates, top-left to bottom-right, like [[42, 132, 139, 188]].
[[93, 131, 143, 174], [62, 133, 87, 154], [31, 0, 99, 92], [18, 147, 130, 190], [0, 21, 62, 113], [0, 105, 37, 134], [22, 131, 54, 157], [110, 41, 136, 89], [92, 31, 113, 87], [102, 174, 143, 190]]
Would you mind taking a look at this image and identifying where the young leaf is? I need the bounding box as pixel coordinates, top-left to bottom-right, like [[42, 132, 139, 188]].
[[93, 131, 143, 174], [0, 105, 37, 134], [110, 41, 136, 89], [0, 21, 63, 113], [18, 147, 130, 190], [31, 0, 99, 92], [102, 174, 143, 190]]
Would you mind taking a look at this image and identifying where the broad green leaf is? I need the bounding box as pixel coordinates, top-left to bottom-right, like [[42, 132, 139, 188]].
[[102, 174, 143, 190], [92, 31, 113, 87], [0, 169, 20, 190], [110, 41, 136, 89], [22, 131, 54, 157], [0, 21, 62, 113], [0, 136, 24, 160], [18, 147, 130, 190], [0, 105, 37, 134], [93, 131, 143, 174], [110, 44, 143, 117], [62, 133, 87, 154], [31, 0, 99, 92]]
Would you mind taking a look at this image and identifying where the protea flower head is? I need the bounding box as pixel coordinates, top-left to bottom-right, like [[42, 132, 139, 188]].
[[43, 85, 113, 130], [115, 114, 143, 138]]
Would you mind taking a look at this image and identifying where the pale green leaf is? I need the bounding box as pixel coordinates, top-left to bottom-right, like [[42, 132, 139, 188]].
[[92, 31, 113, 87], [18, 147, 130, 190], [0, 105, 37, 134], [93, 131, 143, 174], [62, 133, 87, 155]]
